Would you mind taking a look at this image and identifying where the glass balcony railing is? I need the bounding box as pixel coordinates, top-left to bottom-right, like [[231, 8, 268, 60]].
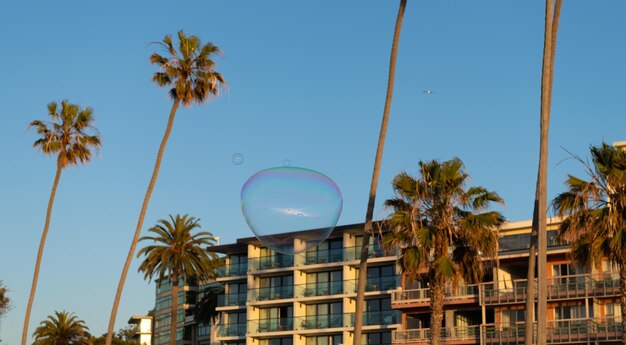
[[296, 314, 348, 330], [348, 310, 399, 326], [346, 276, 399, 293], [248, 318, 294, 333], [248, 286, 294, 302], [296, 281, 344, 297], [216, 322, 246, 337], [217, 292, 247, 307], [344, 245, 392, 261], [304, 247, 344, 265], [216, 263, 248, 277], [498, 231, 567, 253], [248, 256, 294, 271]]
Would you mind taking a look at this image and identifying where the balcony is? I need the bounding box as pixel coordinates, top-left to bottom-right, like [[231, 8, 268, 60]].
[[217, 292, 247, 307], [481, 275, 620, 305], [248, 256, 294, 271], [216, 262, 248, 278], [346, 276, 399, 293], [344, 245, 393, 261], [248, 318, 294, 334], [391, 285, 478, 308], [296, 313, 348, 330], [296, 281, 344, 298], [216, 322, 246, 337], [498, 231, 568, 253], [348, 310, 399, 326], [248, 286, 294, 303], [303, 247, 344, 265], [481, 318, 622, 344], [392, 325, 481, 344]]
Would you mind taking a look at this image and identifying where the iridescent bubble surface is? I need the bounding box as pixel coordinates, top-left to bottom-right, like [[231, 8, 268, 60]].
[[241, 167, 343, 254], [232, 153, 244, 165]]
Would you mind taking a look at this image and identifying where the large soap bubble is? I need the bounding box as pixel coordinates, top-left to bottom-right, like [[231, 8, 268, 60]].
[[241, 167, 343, 254]]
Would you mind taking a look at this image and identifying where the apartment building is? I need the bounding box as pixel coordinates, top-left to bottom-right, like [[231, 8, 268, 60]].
[[153, 218, 623, 345], [391, 218, 622, 345]]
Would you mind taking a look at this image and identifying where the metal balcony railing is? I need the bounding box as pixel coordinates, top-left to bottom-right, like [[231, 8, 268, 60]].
[[482, 318, 623, 344], [391, 285, 478, 305], [392, 325, 481, 343], [295, 281, 344, 297], [247, 285, 294, 302], [481, 274, 620, 305]]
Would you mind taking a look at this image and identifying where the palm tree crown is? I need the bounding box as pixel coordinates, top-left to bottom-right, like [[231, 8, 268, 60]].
[[150, 31, 225, 107], [553, 143, 626, 269], [383, 159, 504, 345], [384, 158, 504, 282], [32, 310, 91, 345], [29, 100, 101, 168], [137, 214, 219, 284]]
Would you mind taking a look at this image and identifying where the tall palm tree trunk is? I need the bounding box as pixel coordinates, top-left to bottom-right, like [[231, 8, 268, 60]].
[[536, 1, 562, 345], [106, 100, 180, 345], [429, 281, 445, 345], [353, 1, 406, 343], [21, 165, 63, 345], [524, 210, 538, 345], [170, 275, 179, 345], [526, 2, 562, 344]]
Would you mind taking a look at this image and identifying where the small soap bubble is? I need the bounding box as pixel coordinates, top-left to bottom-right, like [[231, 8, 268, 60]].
[[283, 159, 291, 167], [241, 167, 343, 254], [232, 153, 244, 165]]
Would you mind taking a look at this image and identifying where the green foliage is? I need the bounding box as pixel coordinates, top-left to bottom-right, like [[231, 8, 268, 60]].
[[195, 283, 225, 324], [32, 311, 91, 345], [0, 281, 10, 317], [553, 143, 626, 268], [150, 31, 225, 107], [91, 326, 137, 345], [137, 214, 220, 285], [29, 100, 101, 168], [383, 158, 505, 284]]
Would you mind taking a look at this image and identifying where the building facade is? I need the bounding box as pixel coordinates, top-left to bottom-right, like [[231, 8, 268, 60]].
[[154, 219, 623, 345]]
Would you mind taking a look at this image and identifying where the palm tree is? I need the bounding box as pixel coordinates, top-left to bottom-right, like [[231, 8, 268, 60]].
[[525, 2, 563, 344], [22, 101, 101, 345], [32, 310, 91, 345], [383, 159, 504, 345], [105, 31, 225, 345], [137, 214, 219, 345], [553, 143, 626, 345], [194, 283, 224, 325], [353, 0, 407, 343], [0, 280, 10, 317]]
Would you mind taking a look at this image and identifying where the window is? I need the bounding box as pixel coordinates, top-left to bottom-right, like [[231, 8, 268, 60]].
[[306, 335, 343, 345], [500, 309, 525, 325], [360, 331, 392, 345], [306, 271, 342, 295], [358, 265, 397, 291], [554, 305, 586, 320], [259, 337, 293, 345]]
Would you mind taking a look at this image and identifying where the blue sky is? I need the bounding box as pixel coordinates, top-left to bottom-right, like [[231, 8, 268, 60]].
[[1, 0, 625, 343]]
